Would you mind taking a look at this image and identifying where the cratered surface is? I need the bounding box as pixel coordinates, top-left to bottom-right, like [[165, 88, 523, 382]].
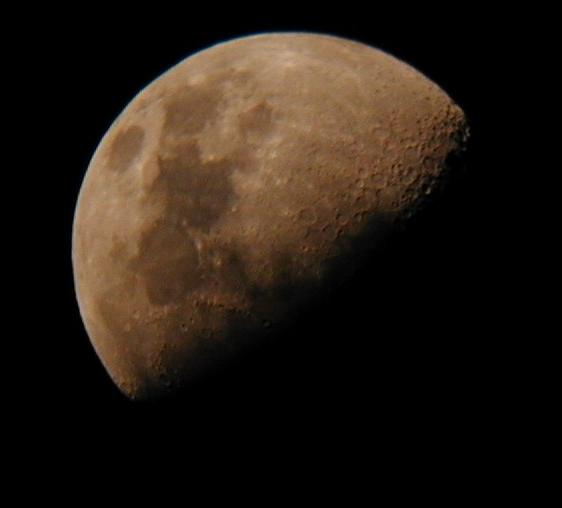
[[72, 33, 469, 400]]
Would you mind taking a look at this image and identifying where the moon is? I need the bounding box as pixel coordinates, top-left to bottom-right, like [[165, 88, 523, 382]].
[[72, 33, 469, 400]]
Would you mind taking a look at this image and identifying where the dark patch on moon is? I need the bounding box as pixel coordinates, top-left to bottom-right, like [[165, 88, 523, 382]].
[[131, 219, 202, 305], [162, 69, 245, 138], [109, 237, 128, 262], [124, 83, 276, 308], [97, 294, 126, 337], [211, 245, 251, 294], [108, 125, 145, 172], [155, 140, 237, 232], [238, 101, 273, 138], [131, 134, 245, 305]]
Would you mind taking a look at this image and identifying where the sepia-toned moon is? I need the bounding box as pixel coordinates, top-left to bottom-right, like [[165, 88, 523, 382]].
[[72, 33, 469, 400]]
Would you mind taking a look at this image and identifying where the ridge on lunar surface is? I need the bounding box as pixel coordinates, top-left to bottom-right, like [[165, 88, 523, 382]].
[[72, 33, 469, 399]]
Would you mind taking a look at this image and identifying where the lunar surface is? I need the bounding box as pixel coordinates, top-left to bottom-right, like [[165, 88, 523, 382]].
[[72, 33, 469, 400]]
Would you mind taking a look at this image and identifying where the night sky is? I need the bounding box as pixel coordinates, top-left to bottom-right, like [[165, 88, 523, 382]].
[[12, 4, 534, 460]]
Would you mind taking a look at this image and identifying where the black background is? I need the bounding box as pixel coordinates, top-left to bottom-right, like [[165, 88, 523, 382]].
[[15, 4, 534, 458]]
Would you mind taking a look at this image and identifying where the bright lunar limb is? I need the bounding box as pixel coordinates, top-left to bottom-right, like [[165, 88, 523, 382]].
[[72, 33, 469, 399]]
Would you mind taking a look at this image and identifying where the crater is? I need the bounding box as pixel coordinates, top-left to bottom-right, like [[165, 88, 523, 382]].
[[108, 125, 145, 172]]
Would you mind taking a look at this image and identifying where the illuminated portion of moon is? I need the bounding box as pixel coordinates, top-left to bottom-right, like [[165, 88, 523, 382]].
[[72, 33, 468, 399]]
